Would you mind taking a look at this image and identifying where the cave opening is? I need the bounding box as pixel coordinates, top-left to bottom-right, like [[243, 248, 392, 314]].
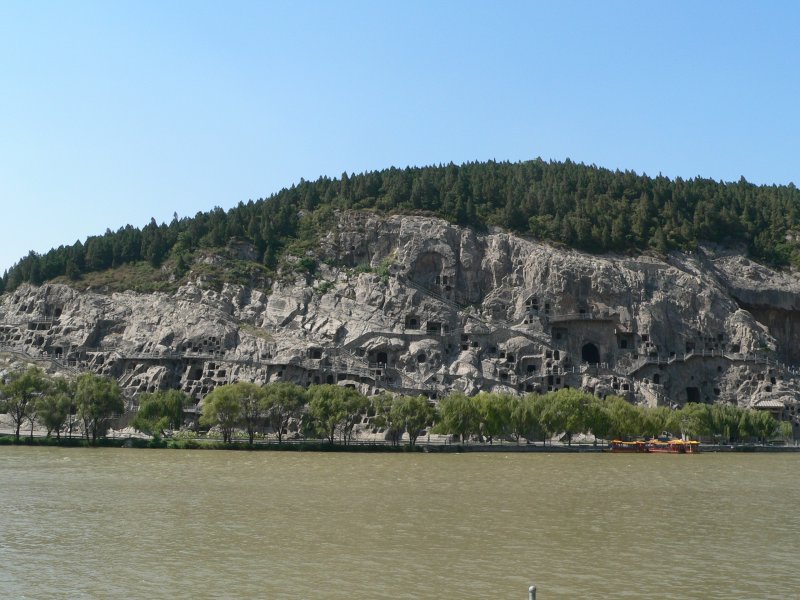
[[581, 343, 600, 364]]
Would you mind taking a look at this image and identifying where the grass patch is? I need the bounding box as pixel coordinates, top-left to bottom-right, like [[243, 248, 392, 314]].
[[239, 322, 274, 341], [52, 261, 179, 294]]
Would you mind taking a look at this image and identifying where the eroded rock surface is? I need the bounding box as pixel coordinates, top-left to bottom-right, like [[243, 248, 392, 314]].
[[1, 213, 798, 427]]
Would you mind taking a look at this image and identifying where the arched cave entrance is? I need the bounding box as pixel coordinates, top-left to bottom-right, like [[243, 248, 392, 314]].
[[376, 351, 388, 365], [581, 343, 600, 364]]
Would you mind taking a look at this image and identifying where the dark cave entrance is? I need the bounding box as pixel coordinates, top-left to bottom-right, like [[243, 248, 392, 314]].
[[581, 343, 600, 364]]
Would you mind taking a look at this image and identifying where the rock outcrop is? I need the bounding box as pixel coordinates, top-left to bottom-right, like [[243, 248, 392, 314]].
[[1, 212, 799, 429]]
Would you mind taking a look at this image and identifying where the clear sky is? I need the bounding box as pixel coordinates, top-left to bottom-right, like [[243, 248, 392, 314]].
[[1, 0, 798, 273]]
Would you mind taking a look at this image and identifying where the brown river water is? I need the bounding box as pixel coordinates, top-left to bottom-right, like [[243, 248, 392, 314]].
[[1, 447, 798, 599]]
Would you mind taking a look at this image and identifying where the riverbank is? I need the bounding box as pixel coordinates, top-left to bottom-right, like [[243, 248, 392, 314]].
[[2, 435, 798, 452]]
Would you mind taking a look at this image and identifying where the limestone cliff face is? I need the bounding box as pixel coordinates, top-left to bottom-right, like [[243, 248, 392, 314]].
[[1, 213, 798, 424]]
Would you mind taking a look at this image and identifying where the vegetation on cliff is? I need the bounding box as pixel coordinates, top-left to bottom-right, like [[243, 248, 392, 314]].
[[3, 159, 800, 293]]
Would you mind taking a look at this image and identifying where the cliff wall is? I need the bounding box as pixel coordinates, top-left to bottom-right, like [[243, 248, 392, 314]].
[[2, 213, 798, 427]]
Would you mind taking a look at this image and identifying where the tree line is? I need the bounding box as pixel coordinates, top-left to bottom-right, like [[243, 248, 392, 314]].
[[0, 367, 124, 443], [187, 383, 788, 446], [2, 368, 786, 446], [3, 159, 800, 293]]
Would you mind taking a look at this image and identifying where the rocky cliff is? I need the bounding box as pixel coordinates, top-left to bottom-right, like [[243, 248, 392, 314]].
[[1, 212, 798, 427]]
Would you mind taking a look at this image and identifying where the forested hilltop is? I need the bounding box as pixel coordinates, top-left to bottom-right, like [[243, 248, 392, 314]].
[[3, 159, 799, 293]]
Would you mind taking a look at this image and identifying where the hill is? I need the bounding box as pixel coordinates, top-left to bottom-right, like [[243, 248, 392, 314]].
[[3, 159, 800, 294]]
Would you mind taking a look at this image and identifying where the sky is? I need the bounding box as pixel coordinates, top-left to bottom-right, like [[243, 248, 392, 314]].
[[1, 0, 798, 273]]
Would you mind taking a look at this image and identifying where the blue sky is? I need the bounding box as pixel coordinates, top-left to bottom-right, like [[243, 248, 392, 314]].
[[1, 0, 798, 273]]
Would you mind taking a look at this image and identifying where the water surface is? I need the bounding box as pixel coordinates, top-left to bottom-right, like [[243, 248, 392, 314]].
[[1, 448, 798, 599]]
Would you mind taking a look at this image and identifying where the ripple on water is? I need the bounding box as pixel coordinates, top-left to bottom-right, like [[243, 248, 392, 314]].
[[1, 449, 799, 599]]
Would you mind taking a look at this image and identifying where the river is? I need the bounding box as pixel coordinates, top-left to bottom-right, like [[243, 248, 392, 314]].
[[1, 447, 798, 599]]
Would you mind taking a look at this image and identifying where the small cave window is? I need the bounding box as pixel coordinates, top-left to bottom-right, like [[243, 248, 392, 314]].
[[426, 322, 441, 335], [417, 353, 427, 363]]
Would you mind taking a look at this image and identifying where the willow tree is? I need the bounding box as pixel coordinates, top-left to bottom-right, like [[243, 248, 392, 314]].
[[134, 389, 189, 440], [75, 373, 124, 444], [0, 367, 50, 441], [434, 392, 480, 443], [390, 394, 435, 447], [35, 379, 75, 440], [306, 384, 368, 445], [200, 382, 260, 444], [262, 382, 307, 443]]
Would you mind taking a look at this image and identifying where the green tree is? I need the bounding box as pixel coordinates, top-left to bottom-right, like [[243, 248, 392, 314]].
[[604, 395, 642, 441], [236, 382, 268, 444], [526, 392, 554, 446], [748, 410, 777, 444], [338, 387, 369, 445], [370, 393, 403, 445], [540, 388, 591, 446], [641, 406, 679, 438], [0, 367, 50, 441], [200, 384, 244, 443], [778, 420, 794, 444], [584, 396, 612, 446], [678, 403, 713, 439], [133, 389, 188, 440], [474, 392, 513, 444], [390, 395, 434, 447], [35, 379, 74, 439], [262, 382, 307, 443], [306, 384, 345, 443], [75, 373, 124, 444], [434, 392, 480, 443], [710, 403, 741, 442], [306, 385, 368, 445], [508, 394, 538, 444]]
